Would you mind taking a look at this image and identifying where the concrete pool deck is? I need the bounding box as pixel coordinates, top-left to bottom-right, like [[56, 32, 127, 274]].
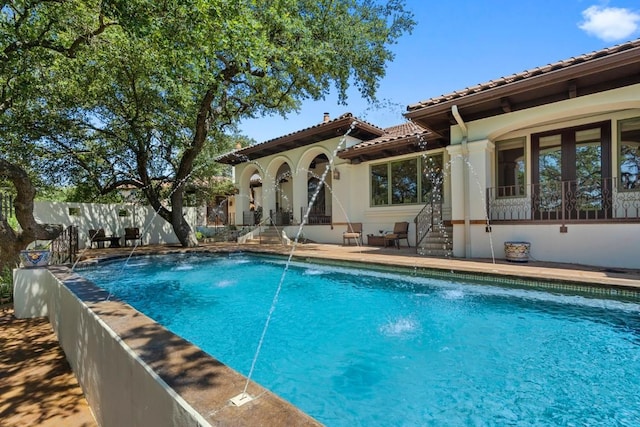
[[3, 242, 640, 426]]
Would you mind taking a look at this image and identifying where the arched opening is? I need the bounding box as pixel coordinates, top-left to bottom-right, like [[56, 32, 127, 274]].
[[244, 172, 263, 225], [305, 154, 332, 224], [272, 163, 293, 225]]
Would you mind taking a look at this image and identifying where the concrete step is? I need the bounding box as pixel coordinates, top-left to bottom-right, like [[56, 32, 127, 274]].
[[420, 241, 452, 250], [417, 248, 453, 257], [417, 225, 453, 258], [254, 227, 285, 244]]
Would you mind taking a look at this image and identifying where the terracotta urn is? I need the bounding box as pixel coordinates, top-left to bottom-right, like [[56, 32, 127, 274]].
[[504, 241, 530, 263]]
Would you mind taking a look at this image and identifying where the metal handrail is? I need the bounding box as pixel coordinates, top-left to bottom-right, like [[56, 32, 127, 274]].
[[414, 200, 442, 247]]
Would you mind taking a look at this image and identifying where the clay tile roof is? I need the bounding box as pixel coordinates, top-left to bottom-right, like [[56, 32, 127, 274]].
[[338, 121, 444, 162], [216, 112, 385, 165], [406, 38, 640, 111], [349, 121, 431, 149], [256, 112, 383, 146]]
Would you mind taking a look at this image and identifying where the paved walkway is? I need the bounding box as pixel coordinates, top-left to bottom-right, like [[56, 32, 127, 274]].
[[0, 305, 96, 427], [2, 243, 640, 426]]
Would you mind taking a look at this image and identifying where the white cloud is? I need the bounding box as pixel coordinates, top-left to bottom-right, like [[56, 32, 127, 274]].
[[579, 5, 640, 41]]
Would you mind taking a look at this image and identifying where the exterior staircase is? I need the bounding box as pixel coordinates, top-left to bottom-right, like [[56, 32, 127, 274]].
[[416, 224, 453, 257], [414, 201, 453, 258], [245, 226, 285, 245]]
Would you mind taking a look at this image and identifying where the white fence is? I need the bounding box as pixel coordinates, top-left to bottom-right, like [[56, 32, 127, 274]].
[[34, 201, 205, 249]]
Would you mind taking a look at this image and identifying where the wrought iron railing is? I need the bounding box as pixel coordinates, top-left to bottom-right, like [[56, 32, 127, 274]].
[[414, 200, 442, 247], [270, 209, 292, 226], [487, 177, 640, 222], [242, 209, 261, 226], [50, 225, 79, 265], [300, 206, 331, 225]]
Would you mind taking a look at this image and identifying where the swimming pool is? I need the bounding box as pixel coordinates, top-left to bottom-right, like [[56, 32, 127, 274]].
[[80, 253, 640, 426]]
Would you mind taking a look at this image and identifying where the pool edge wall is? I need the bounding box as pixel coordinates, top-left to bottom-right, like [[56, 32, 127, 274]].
[[13, 266, 321, 427]]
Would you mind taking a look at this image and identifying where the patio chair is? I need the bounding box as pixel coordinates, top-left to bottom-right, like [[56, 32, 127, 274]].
[[89, 228, 109, 248], [384, 222, 410, 249], [124, 227, 143, 247], [342, 222, 363, 246]]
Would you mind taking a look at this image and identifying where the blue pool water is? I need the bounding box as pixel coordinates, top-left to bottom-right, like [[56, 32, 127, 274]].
[[80, 253, 640, 426]]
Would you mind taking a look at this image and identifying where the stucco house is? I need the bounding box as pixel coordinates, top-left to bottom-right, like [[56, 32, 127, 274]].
[[219, 38, 640, 269]]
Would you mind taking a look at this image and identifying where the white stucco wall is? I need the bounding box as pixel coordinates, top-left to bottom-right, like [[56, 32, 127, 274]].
[[33, 201, 203, 249], [13, 267, 208, 427], [470, 223, 639, 269]]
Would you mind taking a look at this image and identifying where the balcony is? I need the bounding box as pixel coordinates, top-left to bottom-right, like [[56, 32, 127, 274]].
[[487, 177, 640, 222]]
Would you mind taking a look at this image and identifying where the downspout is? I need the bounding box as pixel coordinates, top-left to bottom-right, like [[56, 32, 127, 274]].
[[452, 105, 471, 258]]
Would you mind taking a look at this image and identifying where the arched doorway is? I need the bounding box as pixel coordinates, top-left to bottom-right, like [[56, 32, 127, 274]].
[[272, 163, 293, 225], [306, 154, 332, 224]]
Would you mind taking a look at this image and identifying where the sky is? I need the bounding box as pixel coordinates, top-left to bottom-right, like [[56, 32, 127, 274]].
[[237, 0, 640, 143]]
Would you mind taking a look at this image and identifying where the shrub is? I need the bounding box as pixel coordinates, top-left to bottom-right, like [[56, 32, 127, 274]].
[[0, 267, 13, 304]]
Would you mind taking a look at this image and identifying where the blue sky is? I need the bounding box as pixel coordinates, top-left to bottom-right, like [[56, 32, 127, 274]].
[[238, 1, 640, 143]]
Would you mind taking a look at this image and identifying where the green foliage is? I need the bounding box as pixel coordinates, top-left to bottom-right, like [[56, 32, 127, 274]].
[[7, 215, 19, 230], [4, 0, 414, 189], [1, 0, 415, 245], [0, 266, 13, 303]]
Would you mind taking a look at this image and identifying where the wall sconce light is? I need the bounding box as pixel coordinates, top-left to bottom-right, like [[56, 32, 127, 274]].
[[333, 168, 340, 180]]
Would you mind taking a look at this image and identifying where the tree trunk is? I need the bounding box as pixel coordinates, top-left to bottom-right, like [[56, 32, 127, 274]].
[[142, 181, 198, 248], [171, 183, 198, 247], [148, 88, 216, 248], [0, 159, 62, 272], [0, 221, 21, 272]]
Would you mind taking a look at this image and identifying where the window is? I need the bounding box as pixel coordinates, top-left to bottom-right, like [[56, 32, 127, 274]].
[[370, 154, 443, 206], [619, 117, 640, 191], [391, 159, 417, 204], [531, 121, 611, 219], [371, 163, 389, 206], [537, 134, 562, 210], [496, 138, 525, 197], [307, 177, 326, 213], [421, 154, 444, 204]]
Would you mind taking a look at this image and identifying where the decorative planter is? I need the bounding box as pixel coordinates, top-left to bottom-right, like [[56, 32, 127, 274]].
[[19, 250, 51, 268], [504, 241, 530, 263]]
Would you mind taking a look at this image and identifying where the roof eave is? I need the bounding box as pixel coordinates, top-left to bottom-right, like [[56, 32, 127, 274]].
[[217, 115, 385, 165], [405, 42, 640, 127], [338, 133, 446, 162]]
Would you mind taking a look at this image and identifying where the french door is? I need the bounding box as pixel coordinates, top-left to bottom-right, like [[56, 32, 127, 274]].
[[531, 121, 611, 220]]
